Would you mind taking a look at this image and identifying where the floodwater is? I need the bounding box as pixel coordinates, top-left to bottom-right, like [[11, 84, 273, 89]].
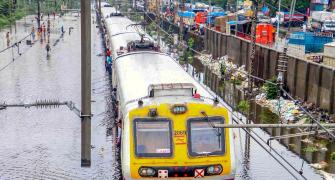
[[0, 12, 120, 179], [0, 10, 326, 180]]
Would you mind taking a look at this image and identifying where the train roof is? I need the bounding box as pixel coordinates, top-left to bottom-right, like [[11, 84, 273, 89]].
[[101, 5, 114, 17], [114, 52, 214, 110], [102, 9, 152, 55]]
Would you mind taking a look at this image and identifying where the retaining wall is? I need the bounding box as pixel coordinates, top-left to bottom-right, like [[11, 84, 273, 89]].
[[204, 29, 335, 114]]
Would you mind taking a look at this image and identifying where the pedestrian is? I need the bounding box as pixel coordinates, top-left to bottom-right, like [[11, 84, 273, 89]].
[[114, 101, 119, 119], [31, 27, 36, 41], [69, 27, 73, 35], [111, 88, 117, 102], [6, 32, 10, 47], [116, 121, 122, 148], [53, 12, 56, 20], [106, 55, 112, 74], [106, 48, 111, 57], [45, 43, 51, 56], [61, 25, 65, 34], [47, 19, 51, 34], [193, 89, 201, 99], [42, 24, 46, 39]]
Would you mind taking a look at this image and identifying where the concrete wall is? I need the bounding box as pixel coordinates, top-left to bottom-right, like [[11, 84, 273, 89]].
[[205, 29, 335, 114]]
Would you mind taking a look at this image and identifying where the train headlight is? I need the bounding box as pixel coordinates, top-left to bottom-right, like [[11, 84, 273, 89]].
[[139, 167, 156, 177], [171, 104, 187, 114], [206, 165, 223, 175]]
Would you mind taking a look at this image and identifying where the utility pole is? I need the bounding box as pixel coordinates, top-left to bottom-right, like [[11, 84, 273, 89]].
[[80, 0, 91, 167], [37, 0, 41, 28], [276, 0, 281, 42], [248, 0, 258, 94], [9, 0, 12, 33], [156, 0, 160, 45], [99, 0, 101, 16], [179, 0, 184, 42]]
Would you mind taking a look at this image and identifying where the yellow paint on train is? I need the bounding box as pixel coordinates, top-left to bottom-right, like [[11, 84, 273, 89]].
[[128, 103, 232, 179]]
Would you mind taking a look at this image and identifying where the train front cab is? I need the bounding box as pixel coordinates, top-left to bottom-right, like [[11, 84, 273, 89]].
[[122, 103, 235, 179]]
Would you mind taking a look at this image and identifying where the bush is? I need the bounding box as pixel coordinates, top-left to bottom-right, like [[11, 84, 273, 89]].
[[303, 145, 318, 153], [264, 77, 279, 99], [236, 100, 250, 114], [331, 152, 335, 161]]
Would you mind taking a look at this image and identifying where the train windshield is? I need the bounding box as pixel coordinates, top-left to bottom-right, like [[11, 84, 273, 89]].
[[134, 119, 172, 157], [187, 117, 225, 156]]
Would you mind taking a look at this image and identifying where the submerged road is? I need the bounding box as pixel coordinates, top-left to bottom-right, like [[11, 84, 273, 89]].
[[0, 11, 324, 180]]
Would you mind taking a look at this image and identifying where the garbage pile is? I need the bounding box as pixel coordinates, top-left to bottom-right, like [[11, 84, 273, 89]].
[[197, 54, 249, 88], [255, 93, 304, 123], [197, 54, 221, 75]]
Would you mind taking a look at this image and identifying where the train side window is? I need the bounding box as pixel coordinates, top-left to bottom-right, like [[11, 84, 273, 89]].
[[187, 117, 225, 156], [133, 118, 173, 157]]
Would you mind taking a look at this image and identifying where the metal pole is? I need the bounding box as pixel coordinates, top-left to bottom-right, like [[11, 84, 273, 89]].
[[208, 0, 211, 26], [214, 124, 335, 128], [276, 0, 281, 41], [99, 0, 101, 16], [37, 0, 41, 28], [156, 0, 160, 46], [80, 0, 91, 167], [179, 0, 184, 42], [235, 0, 238, 36]]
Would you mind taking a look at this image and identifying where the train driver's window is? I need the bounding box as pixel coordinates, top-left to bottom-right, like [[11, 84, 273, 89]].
[[134, 119, 173, 157], [187, 117, 225, 156]]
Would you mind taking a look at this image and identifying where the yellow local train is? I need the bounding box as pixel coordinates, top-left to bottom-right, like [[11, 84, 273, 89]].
[[101, 4, 236, 179]]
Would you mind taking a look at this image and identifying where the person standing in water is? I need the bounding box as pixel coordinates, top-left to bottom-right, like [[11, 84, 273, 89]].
[[45, 43, 51, 57], [6, 32, 10, 47], [31, 27, 36, 41]]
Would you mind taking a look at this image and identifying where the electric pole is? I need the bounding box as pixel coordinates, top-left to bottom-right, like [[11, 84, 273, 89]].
[[80, 0, 91, 167], [248, 0, 259, 94], [99, 0, 101, 17], [179, 0, 184, 42], [156, 0, 160, 46], [37, 0, 41, 28]]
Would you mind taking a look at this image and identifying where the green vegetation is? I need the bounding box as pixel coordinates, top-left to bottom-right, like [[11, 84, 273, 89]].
[[230, 78, 242, 85], [303, 145, 318, 153], [163, 25, 174, 46], [236, 100, 250, 114], [0, 0, 79, 29], [265, 0, 310, 14], [263, 77, 278, 99], [218, 80, 225, 92], [259, 108, 279, 124], [331, 152, 335, 161], [180, 38, 194, 65], [0, 0, 25, 28]]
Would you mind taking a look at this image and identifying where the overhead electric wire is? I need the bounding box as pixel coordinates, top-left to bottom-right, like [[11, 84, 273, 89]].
[[0, 33, 31, 54], [142, 9, 335, 141], [144, 10, 312, 177], [111, 7, 312, 178]]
